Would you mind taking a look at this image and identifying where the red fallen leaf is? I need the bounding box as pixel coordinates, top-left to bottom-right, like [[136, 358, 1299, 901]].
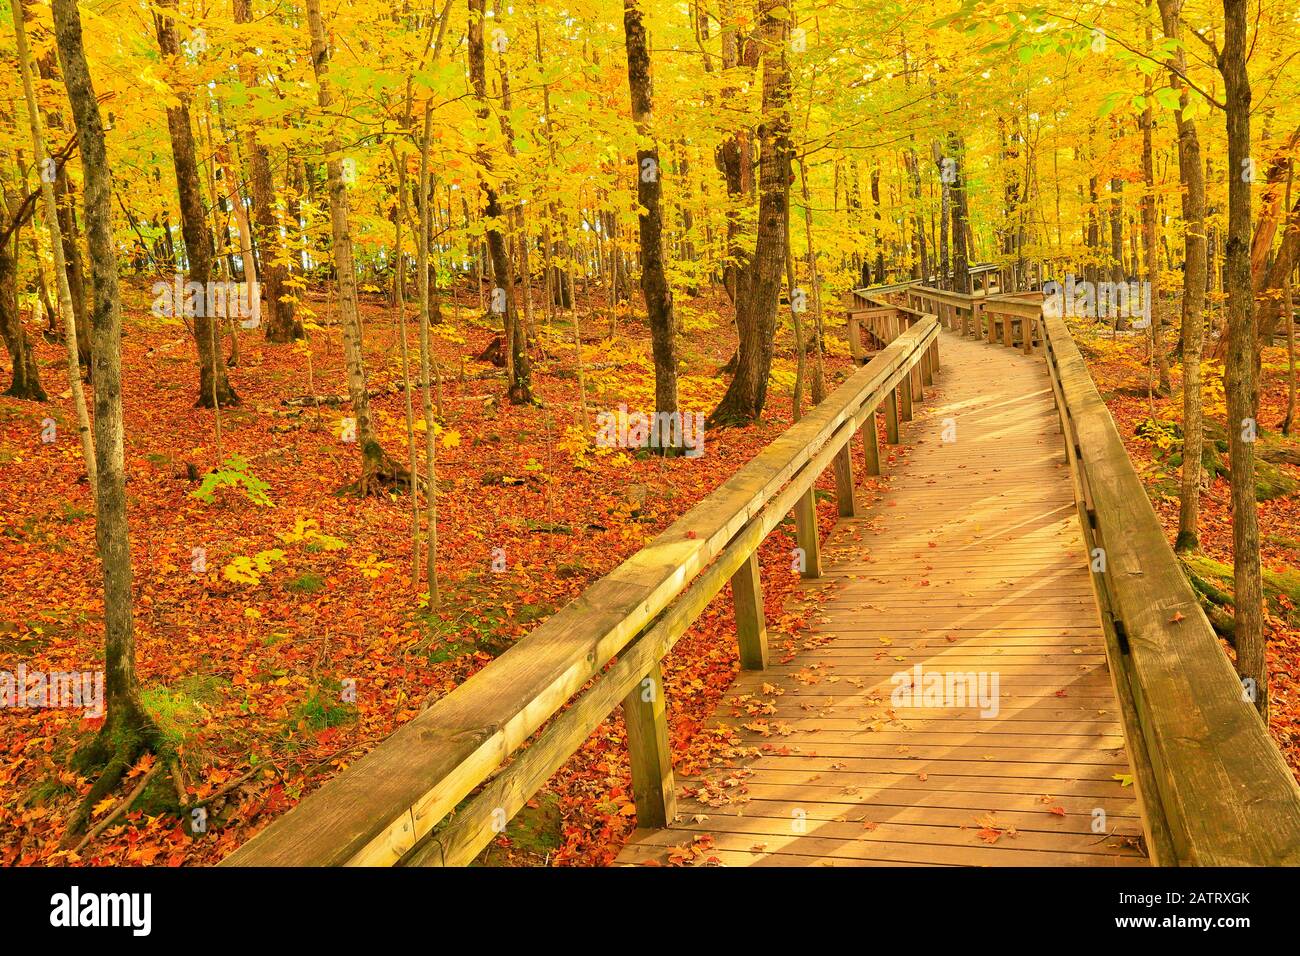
[[1170, 610, 1185, 623], [1049, 806, 1067, 817], [862, 820, 879, 831], [686, 530, 697, 539], [977, 827, 1003, 844], [1055, 689, 1068, 697], [917, 772, 928, 782]]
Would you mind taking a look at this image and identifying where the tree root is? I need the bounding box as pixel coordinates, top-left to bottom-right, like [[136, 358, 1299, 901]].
[[71, 762, 163, 854], [338, 444, 413, 497], [61, 705, 166, 849]]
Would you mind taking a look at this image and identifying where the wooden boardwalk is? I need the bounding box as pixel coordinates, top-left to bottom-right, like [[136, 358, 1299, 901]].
[[617, 330, 1147, 866]]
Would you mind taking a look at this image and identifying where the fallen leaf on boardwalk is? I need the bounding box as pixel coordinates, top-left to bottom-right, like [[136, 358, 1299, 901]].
[[1113, 774, 1134, 787]]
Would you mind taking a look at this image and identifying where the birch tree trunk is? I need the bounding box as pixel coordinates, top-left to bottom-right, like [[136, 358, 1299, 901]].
[[12, 0, 95, 490], [306, 0, 410, 494], [51, 0, 161, 818]]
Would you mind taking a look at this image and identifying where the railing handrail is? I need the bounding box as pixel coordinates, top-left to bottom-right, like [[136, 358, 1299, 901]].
[[1039, 303, 1300, 866], [222, 315, 940, 866]]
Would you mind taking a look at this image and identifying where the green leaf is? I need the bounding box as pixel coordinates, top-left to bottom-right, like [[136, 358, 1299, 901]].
[[1154, 87, 1183, 111]]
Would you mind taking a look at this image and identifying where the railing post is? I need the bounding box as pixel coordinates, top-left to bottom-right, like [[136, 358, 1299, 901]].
[[922, 342, 935, 385], [900, 372, 914, 422], [832, 443, 857, 517], [861, 409, 881, 475], [794, 489, 823, 578], [847, 314, 865, 364], [910, 357, 924, 402], [622, 662, 676, 828], [730, 552, 768, 670], [885, 386, 900, 443]]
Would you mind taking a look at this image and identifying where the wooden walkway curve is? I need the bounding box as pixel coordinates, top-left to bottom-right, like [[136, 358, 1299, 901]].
[[616, 329, 1147, 866]]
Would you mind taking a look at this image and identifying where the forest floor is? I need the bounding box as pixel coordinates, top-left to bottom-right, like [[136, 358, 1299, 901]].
[[2, 285, 1298, 867], [0, 278, 861, 866]]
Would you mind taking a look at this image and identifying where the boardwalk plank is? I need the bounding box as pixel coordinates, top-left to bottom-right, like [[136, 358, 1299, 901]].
[[617, 330, 1145, 867]]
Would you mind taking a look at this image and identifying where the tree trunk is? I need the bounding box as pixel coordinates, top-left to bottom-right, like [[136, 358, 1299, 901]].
[[13, 0, 94, 486], [1140, 55, 1171, 394], [233, 0, 301, 343], [416, 103, 441, 604], [1256, 196, 1300, 343], [1158, 0, 1208, 552], [1221, 0, 1267, 720], [708, 0, 790, 427], [0, 238, 46, 401], [933, 141, 950, 285], [714, 0, 759, 305], [305, 0, 409, 494], [33, 49, 91, 371], [468, 0, 532, 404], [153, 0, 237, 408], [947, 131, 970, 293], [623, 0, 680, 440], [1283, 167, 1296, 435], [51, 0, 160, 795]]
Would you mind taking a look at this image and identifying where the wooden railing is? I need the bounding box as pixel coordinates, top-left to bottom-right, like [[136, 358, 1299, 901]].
[[221, 311, 941, 866], [1040, 303, 1300, 866], [898, 281, 1300, 865]]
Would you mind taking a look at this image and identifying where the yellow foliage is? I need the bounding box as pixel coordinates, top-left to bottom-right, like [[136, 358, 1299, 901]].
[[223, 549, 286, 585]]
